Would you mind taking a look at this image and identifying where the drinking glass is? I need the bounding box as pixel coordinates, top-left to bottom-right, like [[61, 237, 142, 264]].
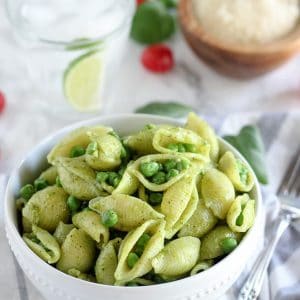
[[5, 0, 135, 115]]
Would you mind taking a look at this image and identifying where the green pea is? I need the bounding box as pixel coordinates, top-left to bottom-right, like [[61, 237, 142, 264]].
[[67, 195, 81, 212], [176, 159, 189, 171], [56, 176, 62, 187], [127, 252, 139, 268], [148, 192, 163, 205], [177, 143, 186, 153], [167, 143, 179, 152], [34, 178, 49, 191], [20, 184, 36, 201], [86, 141, 98, 155], [120, 146, 127, 159], [82, 207, 91, 212], [112, 176, 121, 187], [184, 143, 197, 153], [140, 162, 160, 177], [107, 172, 119, 186], [136, 233, 151, 249], [70, 145, 86, 157], [157, 162, 164, 171], [236, 213, 244, 226], [166, 168, 179, 181], [151, 171, 166, 184], [96, 172, 108, 183], [164, 159, 177, 172], [102, 209, 118, 227], [220, 238, 237, 254]]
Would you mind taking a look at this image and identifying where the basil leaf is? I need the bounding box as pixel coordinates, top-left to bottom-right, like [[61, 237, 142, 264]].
[[159, 0, 178, 9], [224, 125, 268, 185], [131, 1, 176, 44], [135, 101, 194, 118]]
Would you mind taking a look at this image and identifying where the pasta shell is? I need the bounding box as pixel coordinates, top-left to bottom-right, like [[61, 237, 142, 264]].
[[57, 228, 97, 273], [53, 222, 75, 245], [227, 194, 255, 233], [68, 269, 96, 282], [161, 176, 199, 239], [178, 198, 218, 238], [39, 166, 58, 185], [152, 236, 200, 277], [124, 126, 158, 155], [23, 225, 61, 264], [201, 168, 235, 219], [115, 220, 165, 283], [190, 260, 213, 276], [153, 126, 210, 160], [54, 157, 105, 200], [22, 186, 69, 232], [200, 226, 241, 260], [47, 126, 112, 164], [95, 238, 122, 285], [72, 210, 109, 245], [130, 154, 191, 192], [89, 194, 164, 232], [112, 168, 139, 195], [185, 112, 219, 161], [218, 151, 254, 192], [85, 132, 123, 170]]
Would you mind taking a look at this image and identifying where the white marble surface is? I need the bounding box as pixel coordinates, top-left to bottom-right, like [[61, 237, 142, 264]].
[[1, 0, 300, 173]]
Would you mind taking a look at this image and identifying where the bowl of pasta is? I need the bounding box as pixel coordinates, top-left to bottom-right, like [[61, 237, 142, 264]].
[[5, 113, 263, 300]]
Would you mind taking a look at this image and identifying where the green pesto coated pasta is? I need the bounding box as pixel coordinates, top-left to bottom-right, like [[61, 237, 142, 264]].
[[72, 210, 109, 245], [68, 268, 96, 282], [85, 132, 123, 171], [57, 228, 97, 273], [39, 166, 58, 185], [185, 112, 219, 161], [22, 186, 69, 232], [161, 176, 199, 239], [201, 169, 235, 219], [190, 260, 213, 276], [89, 194, 164, 232], [23, 225, 61, 264], [218, 151, 255, 192], [95, 238, 122, 285], [115, 220, 165, 284], [112, 167, 139, 195], [178, 198, 218, 238], [152, 236, 200, 277], [54, 157, 105, 200], [47, 126, 112, 164], [200, 226, 241, 260], [53, 222, 75, 245], [227, 194, 255, 233]]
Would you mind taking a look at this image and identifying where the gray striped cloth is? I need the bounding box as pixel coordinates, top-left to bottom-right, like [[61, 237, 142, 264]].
[[0, 112, 299, 300]]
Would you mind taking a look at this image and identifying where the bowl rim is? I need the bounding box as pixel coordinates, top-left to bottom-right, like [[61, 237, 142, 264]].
[[179, 0, 300, 55], [4, 113, 263, 292]]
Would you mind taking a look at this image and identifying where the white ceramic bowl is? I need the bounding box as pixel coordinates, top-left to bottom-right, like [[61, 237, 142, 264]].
[[5, 114, 263, 300]]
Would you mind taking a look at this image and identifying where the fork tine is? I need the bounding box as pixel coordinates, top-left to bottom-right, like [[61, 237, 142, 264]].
[[277, 147, 300, 196]]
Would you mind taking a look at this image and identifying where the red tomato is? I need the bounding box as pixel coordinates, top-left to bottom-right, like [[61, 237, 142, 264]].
[[141, 44, 174, 73], [0, 91, 6, 113], [136, 0, 145, 5]]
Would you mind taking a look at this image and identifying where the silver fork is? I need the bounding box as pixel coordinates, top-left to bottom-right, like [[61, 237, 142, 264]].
[[238, 148, 300, 300]]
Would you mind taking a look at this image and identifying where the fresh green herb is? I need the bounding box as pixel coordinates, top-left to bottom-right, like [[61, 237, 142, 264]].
[[20, 184, 36, 200], [135, 101, 194, 118], [102, 210, 118, 227], [131, 1, 176, 44], [224, 125, 268, 184], [159, 0, 178, 8], [70, 145, 86, 158]]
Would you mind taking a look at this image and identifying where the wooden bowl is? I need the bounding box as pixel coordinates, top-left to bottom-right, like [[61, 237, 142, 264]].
[[179, 0, 300, 79]]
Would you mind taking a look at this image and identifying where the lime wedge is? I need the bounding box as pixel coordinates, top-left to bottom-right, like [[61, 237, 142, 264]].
[[64, 50, 104, 112]]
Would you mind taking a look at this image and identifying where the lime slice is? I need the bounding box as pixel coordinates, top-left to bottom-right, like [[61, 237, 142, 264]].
[[64, 50, 104, 112]]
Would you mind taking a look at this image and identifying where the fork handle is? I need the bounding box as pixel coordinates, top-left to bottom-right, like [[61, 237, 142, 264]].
[[238, 215, 291, 300]]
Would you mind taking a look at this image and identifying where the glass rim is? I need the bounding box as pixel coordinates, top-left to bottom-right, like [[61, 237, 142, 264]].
[[5, 0, 135, 49]]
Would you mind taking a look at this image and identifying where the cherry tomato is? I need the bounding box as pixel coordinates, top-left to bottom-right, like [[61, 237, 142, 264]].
[[141, 44, 174, 73], [0, 91, 6, 113], [136, 0, 146, 5]]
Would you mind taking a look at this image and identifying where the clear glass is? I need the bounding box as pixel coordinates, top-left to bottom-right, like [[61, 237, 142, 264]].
[[5, 0, 135, 117]]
